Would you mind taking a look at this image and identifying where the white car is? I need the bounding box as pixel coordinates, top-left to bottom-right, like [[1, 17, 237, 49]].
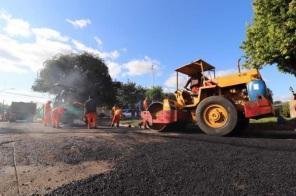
[[122, 109, 133, 119]]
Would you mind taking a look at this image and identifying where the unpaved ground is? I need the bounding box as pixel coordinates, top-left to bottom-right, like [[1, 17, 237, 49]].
[[1, 122, 296, 195]]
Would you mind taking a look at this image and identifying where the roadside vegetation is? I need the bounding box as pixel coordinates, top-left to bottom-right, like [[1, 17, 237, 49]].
[[32, 53, 166, 110]]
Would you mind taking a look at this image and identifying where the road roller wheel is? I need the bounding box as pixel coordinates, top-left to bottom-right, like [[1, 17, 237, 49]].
[[196, 96, 238, 136], [147, 102, 168, 132]]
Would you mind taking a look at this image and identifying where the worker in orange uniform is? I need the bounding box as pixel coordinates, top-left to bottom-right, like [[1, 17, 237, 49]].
[[51, 107, 65, 128], [44, 100, 52, 126], [111, 105, 117, 120], [84, 96, 97, 129], [139, 97, 149, 129], [111, 106, 122, 127]]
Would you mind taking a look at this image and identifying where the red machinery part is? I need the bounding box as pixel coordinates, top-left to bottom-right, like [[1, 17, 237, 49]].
[[244, 97, 273, 118], [141, 111, 153, 125], [141, 110, 177, 124], [141, 110, 190, 125]]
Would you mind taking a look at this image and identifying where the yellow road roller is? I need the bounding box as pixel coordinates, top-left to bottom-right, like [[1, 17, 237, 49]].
[[141, 59, 274, 136]]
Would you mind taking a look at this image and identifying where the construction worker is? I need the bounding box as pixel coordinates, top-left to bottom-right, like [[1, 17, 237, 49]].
[[51, 107, 65, 128], [44, 100, 52, 126], [111, 106, 122, 127], [139, 97, 149, 129], [111, 105, 117, 120], [143, 97, 149, 111], [184, 72, 203, 94], [84, 96, 97, 129]]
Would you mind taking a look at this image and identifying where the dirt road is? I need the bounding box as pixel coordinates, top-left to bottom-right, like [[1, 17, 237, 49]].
[[1, 122, 296, 195]]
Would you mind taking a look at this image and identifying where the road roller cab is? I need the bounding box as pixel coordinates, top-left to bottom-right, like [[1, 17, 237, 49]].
[[141, 59, 274, 136]]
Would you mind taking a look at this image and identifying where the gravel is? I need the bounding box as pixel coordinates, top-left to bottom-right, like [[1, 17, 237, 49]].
[[49, 133, 296, 195]]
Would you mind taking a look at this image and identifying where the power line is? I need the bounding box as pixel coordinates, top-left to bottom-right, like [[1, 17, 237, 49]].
[[0, 91, 49, 99], [151, 64, 155, 87]]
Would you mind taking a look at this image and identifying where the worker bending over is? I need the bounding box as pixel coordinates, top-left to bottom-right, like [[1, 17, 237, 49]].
[[84, 96, 97, 129], [111, 106, 122, 127], [111, 105, 117, 120], [51, 107, 65, 128], [44, 100, 52, 126]]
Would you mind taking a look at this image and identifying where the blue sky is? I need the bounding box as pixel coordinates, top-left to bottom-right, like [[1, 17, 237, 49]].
[[0, 0, 295, 103]]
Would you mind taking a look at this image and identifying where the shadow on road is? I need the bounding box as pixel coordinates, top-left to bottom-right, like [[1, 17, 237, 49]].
[[0, 127, 23, 134]]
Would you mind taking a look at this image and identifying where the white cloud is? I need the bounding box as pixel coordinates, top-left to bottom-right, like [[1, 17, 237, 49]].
[[0, 32, 72, 72], [164, 72, 188, 92], [0, 89, 53, 104], [0, 11, 123, 75], [0, 11, 161, 82], [0, 58, 27, 74], [0, 12, 31, 37], [66, 18, 91, 29], [273, 95, 293, 102], [94, 36, 103, 46], [123, 56, 160, 76], [106, 61, 122, 78], [215, 69, 237, 77], [72, 39, 119, 60], [32, 28, 69, 42]]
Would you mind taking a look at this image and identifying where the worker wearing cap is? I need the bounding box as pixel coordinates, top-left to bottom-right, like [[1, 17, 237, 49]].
[[44, 100, 52, 126], [84, 96, 97, 129], [111, 106, 122, 127], [51, 107, 65, 128]]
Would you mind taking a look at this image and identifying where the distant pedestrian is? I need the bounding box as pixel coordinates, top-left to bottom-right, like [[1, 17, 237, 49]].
[[84, 96, 97, 129], [51, 107, 65, 128], [44, 100, 52, 126]]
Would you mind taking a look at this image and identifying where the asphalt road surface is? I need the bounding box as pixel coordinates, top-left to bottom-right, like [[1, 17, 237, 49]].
[[1, 122, 296, 195]]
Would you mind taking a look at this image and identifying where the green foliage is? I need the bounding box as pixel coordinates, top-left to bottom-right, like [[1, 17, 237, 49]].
[[116, 82, 147, 108], [164, 92, 176, 100], [281, 102, 291, 117], [32, 53, 116, 107], [241, 0, 296, 76], [145, 86, 164, 102]]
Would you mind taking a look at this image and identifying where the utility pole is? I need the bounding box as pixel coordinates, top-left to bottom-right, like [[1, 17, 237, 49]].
[[151, 64, 155, 88], [2, 100, 4, 121]]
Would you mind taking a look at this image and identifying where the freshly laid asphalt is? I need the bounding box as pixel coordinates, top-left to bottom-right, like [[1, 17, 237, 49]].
[[49, 127, 296, 195], [1, 122, 296, 195]]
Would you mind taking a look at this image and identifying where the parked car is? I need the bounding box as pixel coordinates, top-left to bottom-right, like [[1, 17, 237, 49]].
[[122, 109, 133, 119]]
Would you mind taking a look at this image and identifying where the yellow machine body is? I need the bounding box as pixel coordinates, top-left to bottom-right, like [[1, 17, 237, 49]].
[[214, 69, 261, 88]]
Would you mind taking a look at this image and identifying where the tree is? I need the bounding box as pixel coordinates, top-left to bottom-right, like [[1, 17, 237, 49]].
[[145, 86, 164, 102], [115, 82, 147, 108], [241, 0, 296, 76], [32, 53, 116, 107], [281, 102, 291, 117]]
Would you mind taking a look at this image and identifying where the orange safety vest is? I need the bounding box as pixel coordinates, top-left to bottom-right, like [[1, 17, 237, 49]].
[[143, 99, 148, 111], [44, 101, 52, 113], [114, 109, 122, 117], [111, 106, 117, 116]]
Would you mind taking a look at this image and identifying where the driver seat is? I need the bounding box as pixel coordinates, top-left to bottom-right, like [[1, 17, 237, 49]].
[[182, 90, 193, 105]]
